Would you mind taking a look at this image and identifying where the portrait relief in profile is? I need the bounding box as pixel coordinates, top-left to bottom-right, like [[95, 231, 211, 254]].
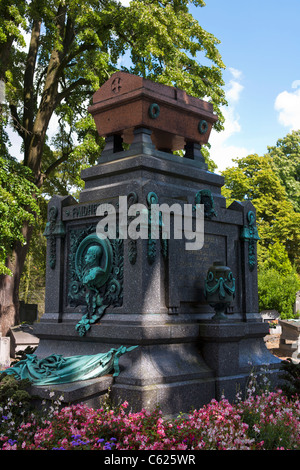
[[82, 244, 106, 290], [75, 233, 113, 292], [70, 231, 122, 336]]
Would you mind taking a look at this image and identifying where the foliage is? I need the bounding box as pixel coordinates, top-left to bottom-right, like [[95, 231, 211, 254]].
[[1, 386, 300, 450], [18, 199, 47, 314], [257, 242, 300, 317], [0, 372, 32, 406], [0, 372, 36, 436], [238, 390, 299, 450], [222, 153, 300, 271], [0, 0, 26, 50], [201, 143, 217, 172], [280, 359, 300, 400], [0, 156, 41, 275], [258, 240, 295, 276], [2, 0, 226, 191], [258, 267, 300, 318], [222, 150, 300, 316], [267, 130, 300, 212], [0, 0, 26, 86]]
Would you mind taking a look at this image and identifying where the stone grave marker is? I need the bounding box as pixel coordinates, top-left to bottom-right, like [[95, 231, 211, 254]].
[[0, 335, 10, 370], [294, 291, 300, 316], [279, 319, 300, 361], [9, 324, 40, 358]]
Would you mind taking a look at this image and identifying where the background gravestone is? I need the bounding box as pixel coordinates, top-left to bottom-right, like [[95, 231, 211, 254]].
[[33, 72, 282, 414], [19, 301, 38, 324], [0, 336, 10, 370]]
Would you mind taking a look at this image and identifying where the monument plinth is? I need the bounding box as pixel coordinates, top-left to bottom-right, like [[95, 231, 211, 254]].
[[33, 72, 281, 413]]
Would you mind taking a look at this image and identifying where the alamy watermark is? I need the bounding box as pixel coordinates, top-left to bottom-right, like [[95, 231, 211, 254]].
[[95, 196, 205, 251]]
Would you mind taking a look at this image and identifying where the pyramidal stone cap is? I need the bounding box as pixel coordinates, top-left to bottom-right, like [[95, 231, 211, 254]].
[[88, 71, 218, 152]]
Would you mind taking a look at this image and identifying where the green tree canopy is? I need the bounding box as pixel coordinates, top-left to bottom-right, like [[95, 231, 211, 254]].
[[258, 267, 300, 318], [222, 153, 300, 270], [0, 157, 41, 275], [222, 150, 300, 317], [2, 0, 226, 187], [266, 130, 300, 212]]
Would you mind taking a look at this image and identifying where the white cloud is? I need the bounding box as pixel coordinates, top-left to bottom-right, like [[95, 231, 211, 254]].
[[226, 67, 244, 103], [228, 67, 242, 81], [274, 82, 300, 131], [292, 80, 300, 89], [226, 81, 244, 103], [209, 68, 253, 173]]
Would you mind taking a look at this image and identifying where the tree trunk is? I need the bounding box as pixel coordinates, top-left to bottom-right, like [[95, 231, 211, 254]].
[[0, 4, 73, 331], [23, 18, 41, 165], [0, 223, 33, 336]]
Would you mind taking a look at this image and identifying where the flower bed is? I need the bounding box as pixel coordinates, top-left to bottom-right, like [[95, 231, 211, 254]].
[[1, 389, 300, 450]]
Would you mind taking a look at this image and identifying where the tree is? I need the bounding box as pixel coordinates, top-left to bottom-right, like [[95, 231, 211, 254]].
[[222, 154, 300, 270], [19, 206, 47, 319], [0, 0, 26, 83], [222, 153, 300, 318], [0, 157, 41, 334], [258, 268, 300, 318], [266, 130, 300, 212], [257, 241, 300, 318], [0, 0, 227, 334]]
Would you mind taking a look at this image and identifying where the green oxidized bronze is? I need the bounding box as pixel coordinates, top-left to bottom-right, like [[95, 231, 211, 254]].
[[3, 345, 138, 385], [194, 189, 217, 219], [146, 191, 168, 264], [147, 191, 158, 264], [198, 119, 208, 135], [67, 226, 123, 336], [127, 191, 138, 265], [240, 210, 260, 271], [75, 233, 113, 289], [148, 103, 160, 119], [204, 261, 235, 320]]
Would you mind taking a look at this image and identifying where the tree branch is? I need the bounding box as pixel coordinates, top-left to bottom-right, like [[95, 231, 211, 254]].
[[9, 104, 27, 139], [55, 77, 90, 106], [43, 150, 72, 179]]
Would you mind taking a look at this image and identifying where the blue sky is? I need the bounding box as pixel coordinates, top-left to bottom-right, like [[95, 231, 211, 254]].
[[189, 0, 300, 172]]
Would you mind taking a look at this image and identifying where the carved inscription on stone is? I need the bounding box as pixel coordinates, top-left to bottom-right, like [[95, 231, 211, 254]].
[[111, 76, 122, 94], [174, 233, 227, 306], [179, 233, 226, 286], [63, 204, 99, 220]]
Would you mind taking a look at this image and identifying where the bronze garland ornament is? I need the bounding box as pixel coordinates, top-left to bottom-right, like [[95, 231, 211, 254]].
[[198, 119, 208, 135], [148, 103, 160, 119], [204, 262, 235, 321]]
